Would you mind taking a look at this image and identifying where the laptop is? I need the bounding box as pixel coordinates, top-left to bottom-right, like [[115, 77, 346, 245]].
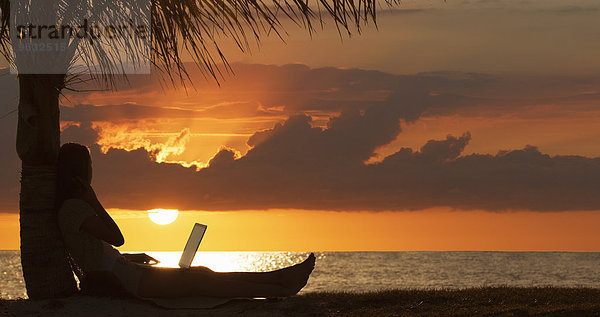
[[178, 223, 208, 268]]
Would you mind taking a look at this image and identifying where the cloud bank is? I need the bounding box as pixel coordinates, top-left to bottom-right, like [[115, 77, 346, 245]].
[[1, 64, 600, 212], [60, 88, 600, 212]]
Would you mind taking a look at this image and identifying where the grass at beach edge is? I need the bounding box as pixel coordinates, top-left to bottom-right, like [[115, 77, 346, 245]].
[[3, 287, 600, 316]]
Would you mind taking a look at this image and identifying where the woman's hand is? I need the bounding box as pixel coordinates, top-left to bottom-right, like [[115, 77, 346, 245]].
[[122, 253, 160, 265]]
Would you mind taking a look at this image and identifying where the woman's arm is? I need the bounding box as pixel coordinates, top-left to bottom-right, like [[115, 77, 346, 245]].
[[77, 177, 125, 247], [81, 199, 125, 247]]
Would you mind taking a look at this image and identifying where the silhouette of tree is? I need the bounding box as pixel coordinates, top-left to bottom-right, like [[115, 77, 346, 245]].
[[0, 0, 392, 299]]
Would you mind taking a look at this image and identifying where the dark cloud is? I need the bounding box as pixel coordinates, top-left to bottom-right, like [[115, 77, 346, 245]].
[[61, 121, 100, 146], [381, 8, 430, 15], [554, 5, 600, 14], [61, 104, 196, 121], [51, 95, 600, 212], [62, 64, 600, 124], [2, 64, 600, 213], [60, 101, 276, 121]]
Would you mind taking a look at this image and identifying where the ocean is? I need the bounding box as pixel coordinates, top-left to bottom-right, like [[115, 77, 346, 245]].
[[2, 251, 600, 299]]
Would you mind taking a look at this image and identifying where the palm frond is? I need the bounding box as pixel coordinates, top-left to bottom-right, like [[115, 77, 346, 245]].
[[151, 0, 395, 86], [2, 0, 397, 88]]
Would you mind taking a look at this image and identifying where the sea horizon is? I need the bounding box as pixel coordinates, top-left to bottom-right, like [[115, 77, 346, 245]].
[[3, 251, 600, 300]]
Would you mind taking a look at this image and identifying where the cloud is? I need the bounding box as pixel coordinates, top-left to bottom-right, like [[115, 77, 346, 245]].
[[2, 64, 600, 213], [5, 107, 600, 213], [62, 121, 99, 146], [62, 64, 600, 126], [49, 93, 600, 212], [553, 5, 600, 14], [60, 101, 276, 121]]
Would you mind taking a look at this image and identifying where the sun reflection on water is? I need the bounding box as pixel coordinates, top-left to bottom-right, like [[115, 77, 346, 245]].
[[144, 251, 312, 272]]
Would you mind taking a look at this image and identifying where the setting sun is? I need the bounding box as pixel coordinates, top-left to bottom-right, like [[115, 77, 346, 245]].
[[147, 209, 179, 225]]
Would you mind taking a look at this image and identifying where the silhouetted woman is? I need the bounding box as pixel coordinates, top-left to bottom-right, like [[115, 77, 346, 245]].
[[57, 143, 315, 298]]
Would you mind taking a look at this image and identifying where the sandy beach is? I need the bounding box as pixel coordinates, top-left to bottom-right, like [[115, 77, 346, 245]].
[[3, 287, 600, 316]]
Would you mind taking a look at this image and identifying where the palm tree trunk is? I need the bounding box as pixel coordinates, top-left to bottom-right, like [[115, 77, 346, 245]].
[[16, 74, 77, 299]]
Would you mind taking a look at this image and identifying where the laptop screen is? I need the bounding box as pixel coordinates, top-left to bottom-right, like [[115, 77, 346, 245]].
[[179, 223, 207, 268]]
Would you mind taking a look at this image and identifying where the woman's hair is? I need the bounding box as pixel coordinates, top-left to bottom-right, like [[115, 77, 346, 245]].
[[57, 143, 91, 207]]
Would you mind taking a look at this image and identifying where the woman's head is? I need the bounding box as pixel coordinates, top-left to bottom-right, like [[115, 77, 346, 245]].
[[57, 143, 92, 204]]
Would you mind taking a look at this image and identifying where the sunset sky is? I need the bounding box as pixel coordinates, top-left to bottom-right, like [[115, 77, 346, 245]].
[[1, 0, 600, 251]]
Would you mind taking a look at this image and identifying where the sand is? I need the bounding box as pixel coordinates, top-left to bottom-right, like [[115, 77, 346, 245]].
[[3, 287, 600, 316]]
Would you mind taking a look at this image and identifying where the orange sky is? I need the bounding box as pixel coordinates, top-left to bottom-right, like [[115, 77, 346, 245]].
[[2, 209, 600, 251], [2, 67, 600, 250], [2, 0, 600, 252]]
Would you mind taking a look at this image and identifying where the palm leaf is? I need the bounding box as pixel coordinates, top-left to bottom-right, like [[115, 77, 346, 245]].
[[0, 0, 396, 87]]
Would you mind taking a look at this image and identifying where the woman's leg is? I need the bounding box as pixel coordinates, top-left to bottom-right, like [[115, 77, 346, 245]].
[[137, 267, 289, 298], [187, 256, 312, 285], [137, 253, 315, 298]]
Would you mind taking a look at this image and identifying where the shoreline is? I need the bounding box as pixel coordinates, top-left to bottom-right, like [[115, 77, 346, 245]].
[[3, 287, 600, 316]]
